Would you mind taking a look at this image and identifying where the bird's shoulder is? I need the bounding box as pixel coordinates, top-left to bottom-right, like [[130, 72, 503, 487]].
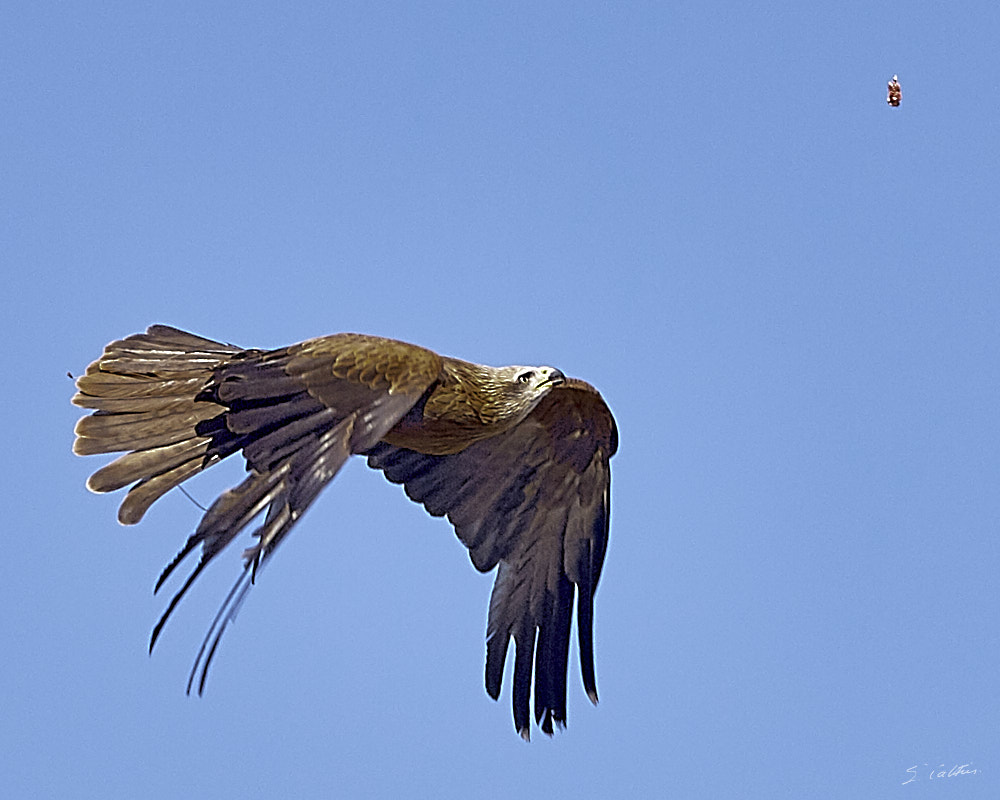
[[527, 378, 618, 466]]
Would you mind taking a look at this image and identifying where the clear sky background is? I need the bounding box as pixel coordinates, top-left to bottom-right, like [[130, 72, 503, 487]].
[[2, 2, 997, 798]]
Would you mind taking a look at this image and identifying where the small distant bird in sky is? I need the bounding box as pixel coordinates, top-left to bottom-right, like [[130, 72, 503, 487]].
[[73, 325, 617, 739], [887, 74, 902, 107]]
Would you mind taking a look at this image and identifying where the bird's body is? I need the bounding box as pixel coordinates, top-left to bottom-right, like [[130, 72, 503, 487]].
[[887, 74, 902, 107], [73, 325, 616, 739]]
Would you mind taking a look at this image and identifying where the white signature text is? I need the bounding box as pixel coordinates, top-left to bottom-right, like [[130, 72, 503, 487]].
[[902, 762, 979, 785]]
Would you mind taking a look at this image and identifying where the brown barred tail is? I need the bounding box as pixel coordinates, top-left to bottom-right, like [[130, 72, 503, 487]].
[[72, 326, 243, 524]]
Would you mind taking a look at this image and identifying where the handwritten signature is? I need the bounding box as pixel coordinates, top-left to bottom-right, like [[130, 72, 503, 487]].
[[902, 763, 979, 785]]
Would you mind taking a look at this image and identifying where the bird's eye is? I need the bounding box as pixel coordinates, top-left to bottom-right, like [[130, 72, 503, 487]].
[[516, 370, 535, 384]]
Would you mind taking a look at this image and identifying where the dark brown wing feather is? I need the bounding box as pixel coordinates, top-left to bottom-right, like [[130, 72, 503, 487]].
[[74, 326, 441, 689], [366, 379, 617, 739]]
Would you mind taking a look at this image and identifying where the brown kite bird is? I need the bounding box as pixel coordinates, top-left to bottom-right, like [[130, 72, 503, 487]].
[[73, 325, 617, 739], [887, 74, 901, 107]]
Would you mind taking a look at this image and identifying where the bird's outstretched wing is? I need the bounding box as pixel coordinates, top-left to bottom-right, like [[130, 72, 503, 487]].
[[366, 379, 617, 739], [74, 325, 441, 689]]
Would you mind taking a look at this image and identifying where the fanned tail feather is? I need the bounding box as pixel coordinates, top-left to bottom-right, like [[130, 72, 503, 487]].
[[73, 326, 243, 521]]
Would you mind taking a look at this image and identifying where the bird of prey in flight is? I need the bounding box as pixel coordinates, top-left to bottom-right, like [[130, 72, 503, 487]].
[[887, 74, 901, 107], [73, 325, 617, 739]]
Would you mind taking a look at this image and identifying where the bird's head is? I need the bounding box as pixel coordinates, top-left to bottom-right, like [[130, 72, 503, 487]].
[[476, 364, 565, 426]]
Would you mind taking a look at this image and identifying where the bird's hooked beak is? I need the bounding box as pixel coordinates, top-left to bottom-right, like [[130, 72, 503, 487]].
[[542, 368, 566, 388]]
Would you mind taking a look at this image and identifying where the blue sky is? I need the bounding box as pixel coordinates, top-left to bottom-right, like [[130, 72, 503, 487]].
[[3, 2, 998, 797]]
